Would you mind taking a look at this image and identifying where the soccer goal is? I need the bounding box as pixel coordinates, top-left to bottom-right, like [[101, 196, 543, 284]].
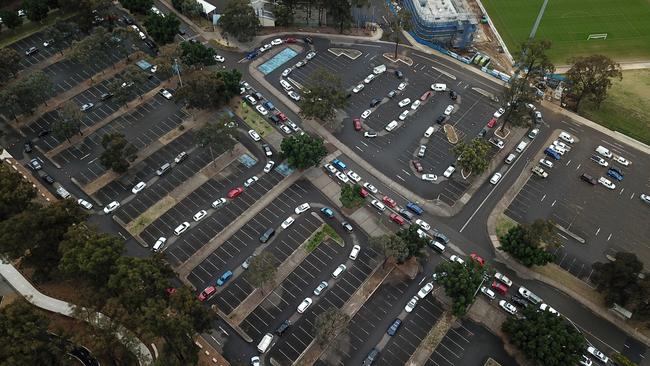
[[587, 33, 608, 40]]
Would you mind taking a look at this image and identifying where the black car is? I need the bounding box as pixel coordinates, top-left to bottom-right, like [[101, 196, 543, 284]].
[[178, 29, 186, 36], [262, 144, 272, 157], [268, 115, 280, 124], [370, 98, 381, 107], [303, 37, 313, 44], [38, 129, 51, 137], [387, 319, 401, 336], [120, 16, 134, 24], [253, 92, 263, 101], [40, 172, 55, 185], [100, 92, 113, 100], [275, 320, 291, 335], [394, 70, 403, 79], [144, 39, 157, 50], [449, 90, 458, 100], [24, 140, 33, 153], [510, 295, 528, 308], [431, 229, 449, 244], [436, 115, 446, 124]]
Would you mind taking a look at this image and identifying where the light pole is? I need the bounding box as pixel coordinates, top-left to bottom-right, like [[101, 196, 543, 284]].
[[174, 58, 183, 88]]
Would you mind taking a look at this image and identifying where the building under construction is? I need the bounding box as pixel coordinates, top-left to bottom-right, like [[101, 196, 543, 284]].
[[402, 0, 477, 50]]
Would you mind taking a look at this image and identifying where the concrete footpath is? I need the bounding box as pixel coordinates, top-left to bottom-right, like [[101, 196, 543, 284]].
[[0, 261, 153, 365]]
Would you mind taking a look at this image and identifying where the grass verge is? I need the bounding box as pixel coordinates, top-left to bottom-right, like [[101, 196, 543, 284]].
[[533, 263, 604, 306], [305, 223, 343, 252], [231, 99, 275, 138], [126, 196, 177, 236], [0, 10, 76, 48], [496, 214, 517, 238], [579, 69, 650, 146]]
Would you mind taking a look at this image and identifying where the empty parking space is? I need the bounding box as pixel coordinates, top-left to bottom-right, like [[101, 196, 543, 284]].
[[12, 30, 77, 69]]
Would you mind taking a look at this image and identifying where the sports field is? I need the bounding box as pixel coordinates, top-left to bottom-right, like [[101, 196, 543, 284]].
[[482, 0, 650, 63]]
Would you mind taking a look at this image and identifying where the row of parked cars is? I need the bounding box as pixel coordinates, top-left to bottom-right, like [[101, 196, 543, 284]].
[[581, 144, 630, 192], [241, 81, 301, 135]]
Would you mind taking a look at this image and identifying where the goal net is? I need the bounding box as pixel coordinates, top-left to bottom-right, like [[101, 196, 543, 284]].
[[587, 33, 608, 40]]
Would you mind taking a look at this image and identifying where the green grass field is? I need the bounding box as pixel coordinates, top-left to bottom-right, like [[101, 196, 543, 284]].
[[482, 0, 650, 63]]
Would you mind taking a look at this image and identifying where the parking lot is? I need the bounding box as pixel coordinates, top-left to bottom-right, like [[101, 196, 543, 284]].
[[505, 123, 650, 278], [11, 28, 77, 69]]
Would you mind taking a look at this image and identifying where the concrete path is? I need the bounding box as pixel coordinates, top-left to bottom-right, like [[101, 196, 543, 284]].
[[0, 261, 153, 365]]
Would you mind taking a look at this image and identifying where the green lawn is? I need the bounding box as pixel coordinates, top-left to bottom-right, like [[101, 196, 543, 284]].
[[482, 0, 650, 63], [579, 69, 650, 145]]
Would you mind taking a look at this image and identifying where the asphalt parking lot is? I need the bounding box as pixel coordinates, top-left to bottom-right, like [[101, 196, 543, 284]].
[[267, 247, 380, 365], [11, 29, 76, 69], [51, 95, 185, 185], [505, 123, 650, 278]]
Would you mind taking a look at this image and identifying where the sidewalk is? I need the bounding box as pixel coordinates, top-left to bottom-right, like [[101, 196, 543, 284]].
[[0, 261, 153, 365]]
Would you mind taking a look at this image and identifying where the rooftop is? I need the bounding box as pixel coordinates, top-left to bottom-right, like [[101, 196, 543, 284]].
[[409, 0, 473, 23]]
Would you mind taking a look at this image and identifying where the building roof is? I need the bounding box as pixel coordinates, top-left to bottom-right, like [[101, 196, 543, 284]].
[[197, 0, 217, 14], [410, 0, 473, 23]]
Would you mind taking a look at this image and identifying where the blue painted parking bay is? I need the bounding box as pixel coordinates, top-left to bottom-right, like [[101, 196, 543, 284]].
[[257, 48, 298, 75]]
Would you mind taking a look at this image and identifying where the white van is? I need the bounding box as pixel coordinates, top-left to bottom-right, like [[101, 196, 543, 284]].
[[257, 333, 274, 353], [280, 79, 292, 91], [424, 126, 434, 138], [385, 120, 398, 132], [431, 83, 447, 91], [595, 145, 612, 158], [373, 64, 386, 75], [516, 141, 528, 153], [429, 241, 445, 253]]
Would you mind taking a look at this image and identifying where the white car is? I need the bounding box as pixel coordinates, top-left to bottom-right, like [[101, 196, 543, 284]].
[[385, 120, 398, 132], [539, 159, 554, 169], [363, 182, 378, 194], [244, 176, 259, 187], [43, 39, 54, 47], [364, 130, 377, 138], [103, 201, 120, 214], [313, 281, 328, 296], [213, 54, 225, 63], [346, 170, 361, 182], [248, 129, 261, 141], [489, 172, 502, 184], [174, 222, 190, 236], [598, 177, 615, 190], [288, 91, 300, 101], [255, 105, 268, 116], [417, 282, 434, 298], [449, 255, 464, 265], [614, 156, 631, 166], [297, 297, 313, 313], [552, 140, 570, 151], [539, 303, 560, 316], [282, 68, 292, 77], [77, 199, 93, 210], [579, 355, 593, 366], [306, 51, 316, 60], [336, 171, 350, 183], [398, 98, 411, 107], [295, 60, 306, 68], [281, 216, 295, 229], [481, 286, 495, 299], [421, 174, 437, 182], [587, 346, 609, 363], [264, 161, 275, 173], [398, 110, 409, 121], [159, 89, 173, 100], [493, 107, 505, 118], [494, 272, 512, 286], [361, 109, 372, 119], [294, 203, 310, 214], [259, 44, 272, 52], [499, 300, 517, 315], [559, 131, 575, 143], [349, 245, 361, 260], [131, 181, 146, 194], [271, 38, 283, 46], [591, 155, 608, 167], [251, 356, 261, 366], [193, 210, 207, 222], [641, 193, 650, 204], [444, 105, 454, 115], [324, 163, 337, 175], [80, 103, 94, 111], [397, 82, 407, 91], [415, 219, 430, 231], [405, 295, 418, 312], [443, 165, 455, 178], [371, 199, 386, 211], [363, 74, 375, 84], [410, 100, 421, 110], [353, 84, 365, 93], [548, 145, 565, 155], [138, 31, 146, 40], [525, 103, 536, 110], [287, 121, 300, 131]]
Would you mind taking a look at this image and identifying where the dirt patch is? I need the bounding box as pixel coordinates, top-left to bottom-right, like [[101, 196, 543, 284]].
[[532, 263, 604, 305], [126, 196, 177, 236], [444, 124, 459, 143], [231, 99, 275, 138]]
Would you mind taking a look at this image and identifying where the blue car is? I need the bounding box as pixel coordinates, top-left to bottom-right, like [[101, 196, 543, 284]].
[[406, 202, 423, 215], [544, 148, 561, 160], [607, 168, 623, 181], [245, 51, 258, 60], [216, 270, 233, 286], [320, 207, 335, 218], [263, 100, 275, 110], [331, 159, 347, 171], [387, 319, 402, 336]]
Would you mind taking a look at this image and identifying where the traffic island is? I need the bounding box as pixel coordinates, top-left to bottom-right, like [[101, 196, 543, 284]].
[[444, 124, 459, 144], [405, 310, 456, 366]]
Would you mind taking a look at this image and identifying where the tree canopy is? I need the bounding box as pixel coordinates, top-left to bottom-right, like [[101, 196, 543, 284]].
[[176, 70, 241, 110], [565, 54, 622, 111], [53, 101, 84, 143], [327, 0, 353, 33], [434, 258, 486, 316], [218, 0, 261, 42], [314, 307, 350, 345], [280, 133, 327, 170], [452, 138, 491, 175], [100, 132, 137, 173], [0, 164, 36, 221], [244, 252, 277, 290], [299, 67, 348, 127], [23, 0, 50, 22], [119, 0, 153, 14], [0, 10, 23, 29], [498, 219, 557, 267], [370, 225, 428, 264], [592, 252, 645, 307], [339, 183, 365, 209], [195, 115, 238, 164], [0, 47, 22, 83], [516, 39, 554, 81], [179, 41, 216, 67], [144, 13, 180, 45]]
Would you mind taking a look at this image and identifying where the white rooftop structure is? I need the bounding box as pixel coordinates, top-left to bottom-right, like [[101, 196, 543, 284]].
[[197, 0, 216, 15], [412, 0, 473, 23]]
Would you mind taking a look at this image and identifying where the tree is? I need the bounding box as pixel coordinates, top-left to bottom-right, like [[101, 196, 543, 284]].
[[53, 101, 84, 143], [58, 224, 125, 288], [244, 252, 277, 291], [273, 4, 293, 27], [314, 307, 350, 345], [591, 252, 644, 307], [69, 27, 113, 78], [195, 116, 238, 165], [394, 224, 428, 261], [280, 133, 327, 170], [0, 164, 36, 221], [516, 39, 554, 81], [100, 132, 137, 173], [0, 300, 70, 365], [0, 47, 22, 82], [0, 10, 23, 29], [218, 0, 260, 42], [299, 67, 348, 127], [24, 70, 53, 107], [339, 184, 364, 209], [179, 41, 216, 67], [176, 70, 228, 109], [327, 0, 352, 33], [41, 25, 64, 55], [499, 222, 556, 267], [144, 13, 180, 45], [172, 0, 203, 18], [120, 0, 153, 14], [107, 256, 174, 311], [565, 54, 622, 111], [120, 65, 149, 99], [497, 77, 537, 133], [23, 0, 50, 22], [502, 306, 585, 366], [216, 69, 242, 99], [434, 258, 486, 316], [388, 9, 412, 59], [369, 234, 408, 265], [452, 138, 491, 175]]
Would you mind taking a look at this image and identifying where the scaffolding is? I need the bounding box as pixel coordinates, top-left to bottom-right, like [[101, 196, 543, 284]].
[[403, 0, 477, 49]]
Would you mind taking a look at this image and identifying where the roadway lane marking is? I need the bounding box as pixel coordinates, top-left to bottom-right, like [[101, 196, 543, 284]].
[[401, 169, 411, 176], [355, 146, 363, 152], [359, 141, 368, 147], [551, 200, 556, 207], [607, 233, 612, 241], [396, 175, 406, 182], [541, 194, 546, 202], [595, 228, 600, 236]]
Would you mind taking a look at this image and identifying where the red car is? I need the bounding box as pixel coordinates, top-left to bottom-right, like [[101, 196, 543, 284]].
[[487, 117, 497, 128], [491, 281, 508, 296], [382, 196, 397, 208], [412, 160, 423, 172], [420, 90, 433, 101], [470, 253, 485, 266], [284, 37, 297, 43], [353, 118, 362, 131], [389, 213, 405, 225], [358, 187, 369, 198], [165, 287, 177, 296], [198, 286, 216, 301], [275, 111, 288, 121], [227, 187, 244, 199]]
